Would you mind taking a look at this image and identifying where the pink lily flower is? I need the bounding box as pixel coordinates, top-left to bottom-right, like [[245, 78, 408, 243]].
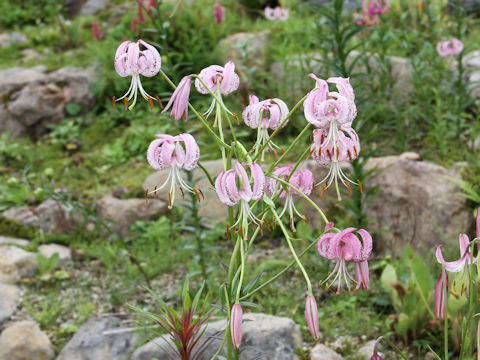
[[114, 40, 161, 110], [310, 127, 360, 199], [92, 21, 101, 41], [476, 208, 480, 239], [265, 166, 313, 231], [437, 38, 464, 57], [147, 133, 200, 208], [265, 6, 289, 21], [230, 303, 243, 349], [162, 76, 192, 121], [215, 162, 265, 238], [435, 269, 448, 320], [304, 74, 356, 129], [317, 226, 373, 293], [214, 2, 226, 24], [194, 61, 240, 117], [242, 95, 289, 154], [305, 295, 320, 340], [362, 0, 389, 16]]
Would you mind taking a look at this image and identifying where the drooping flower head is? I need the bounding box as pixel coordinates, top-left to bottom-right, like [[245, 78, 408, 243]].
[[305, 74, 360, 200], [437, 38, 464, 57], [215, 162, 265, 238], [195, 61, 240, 117], [162, 76, 192, 121], [317, 226, 372, 293], [305, 295, 319, 340], [436, 234, 476, 273], [230, 303, 243, 349], [214, 2, 226, 24], [114, 39, 161, 110], [147, 133, 201, 208], [242, 95, 289, 156], [265, 6, 289, 21], [266, 166, 313, 231], [435, 269, 448, 321]]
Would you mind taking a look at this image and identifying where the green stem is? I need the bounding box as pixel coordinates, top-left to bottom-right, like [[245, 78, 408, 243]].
[[375, 336, 410, 360], [240, 236, 318, 301], [271, 207, 312, 294], [197, 161, 215, 187]]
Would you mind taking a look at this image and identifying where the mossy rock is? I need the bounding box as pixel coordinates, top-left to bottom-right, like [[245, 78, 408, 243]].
[[0, 215, 36, 239]]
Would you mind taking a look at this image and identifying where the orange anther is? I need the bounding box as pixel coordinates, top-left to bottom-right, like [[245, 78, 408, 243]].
[[193, 188, 201, 203], [148, 96, 154, 109], [179, 187, 185, 198], [168, 191, 172, 208], [233, 113, 239, 125], [145, 189, 149, 203], [357, 180, 363, 193], [308, 148, 315, 159], [347, 150, 352, 161], [112, 96, 116, 109], [264, 218, 270, 230], [156, 96, 163, 109], [226, 225, 231, 240], [124, 97, 128, 111], [198, 188, 205, 200], [346, 182, 352, 197], [240, 225, 244, 239]]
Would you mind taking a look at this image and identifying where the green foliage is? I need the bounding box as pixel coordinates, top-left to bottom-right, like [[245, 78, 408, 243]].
[[0, 0, 64, 30], [381, 246, 435, 341], [34, 252, 69, 282]]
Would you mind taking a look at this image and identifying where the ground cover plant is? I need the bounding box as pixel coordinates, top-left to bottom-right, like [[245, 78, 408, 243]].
[[1, 0, 480, 359]]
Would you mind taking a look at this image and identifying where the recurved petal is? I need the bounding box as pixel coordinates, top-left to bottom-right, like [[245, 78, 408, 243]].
[[435, 245, 469, 273], [147, 138, 167, 170], [235, 162, 253, 201], [125, 42, 140, 75], [248, 163, 265, 201], [215, 171, 237, 206], [179, 133, 199, 170]]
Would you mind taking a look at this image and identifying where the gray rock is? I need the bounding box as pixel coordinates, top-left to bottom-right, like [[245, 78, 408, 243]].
[[38, 244, 72, 265], [218, 32, 270, 71], [133, 313, 301, 360], [57, 316, 141, 360], [3, 200, 81, 234], [21, 49, 41, 62], [365, 153, 472, 256], [0, 246, 36, 283], [0, 236, 30, 247], [0, 32, 28, 47], [79, 0, 108, 15], [310, 344, 342, 360], [97, 196, 167, 236], [0, 320, 55, 360], [0, 283, 20, 325], [356, 340, 378, 359], [0, 66, 95, 138]]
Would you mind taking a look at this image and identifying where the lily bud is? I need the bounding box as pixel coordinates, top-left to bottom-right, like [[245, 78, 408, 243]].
[[231, 303, 243, 349], [305, 295, 319, 340]]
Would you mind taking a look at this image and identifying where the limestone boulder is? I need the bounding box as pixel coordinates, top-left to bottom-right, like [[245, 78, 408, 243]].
[[57, 315, 141, 360], [0, 321, 55, 360], [0, 66, 95, 138], [3, 200, 81, 234], [96, 196, 167, 236], [364, 153, 472, 256]]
